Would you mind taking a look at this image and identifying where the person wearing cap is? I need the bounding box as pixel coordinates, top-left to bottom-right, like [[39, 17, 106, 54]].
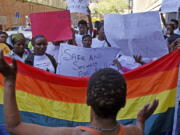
[[7, 33, 30, 62]]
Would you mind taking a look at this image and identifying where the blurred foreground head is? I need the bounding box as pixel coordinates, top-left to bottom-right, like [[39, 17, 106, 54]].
[[87, 68, 127, 119]]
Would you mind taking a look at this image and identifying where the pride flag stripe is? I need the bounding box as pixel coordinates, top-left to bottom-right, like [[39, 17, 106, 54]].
[[0, 67, 177, 104], [0, 87, 176, 122]]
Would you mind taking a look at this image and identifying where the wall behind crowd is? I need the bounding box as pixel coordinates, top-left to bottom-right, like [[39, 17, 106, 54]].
[[0, 0, 64, 30]]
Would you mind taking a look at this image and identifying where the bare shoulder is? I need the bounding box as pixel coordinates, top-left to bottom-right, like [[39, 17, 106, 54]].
[[124, 125, 143, 135]]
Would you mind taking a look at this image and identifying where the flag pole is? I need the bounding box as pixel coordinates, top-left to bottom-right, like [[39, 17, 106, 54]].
[[172, 66, 180, 135]]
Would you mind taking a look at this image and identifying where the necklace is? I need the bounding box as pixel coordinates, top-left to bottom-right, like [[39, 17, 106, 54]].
[[88, 123, 119, 132]]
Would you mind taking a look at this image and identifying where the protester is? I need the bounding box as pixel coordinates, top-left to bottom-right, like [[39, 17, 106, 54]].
[[164, 24, 180, 46], [92, 21, 101, 38], [0, 31, 12, 50], [75, 20, 89, 46], [7, 33, 30, 62], [171, 19, 179, 31], [0, 54, 158, 135], [25, 35, 57, 73], [82, 34, 92, 48], [91, 25, 110, 48], [75, 8, 93, 47], [160, 13, 178, 29]]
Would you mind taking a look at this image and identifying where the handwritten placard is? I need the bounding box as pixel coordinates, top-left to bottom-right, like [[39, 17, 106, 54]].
[[161, 0, 180, 13], [30, 10, 72, 42], [67, 0, 90, 14], [56, 44, 120, 77], [104, 11, 168, 58]]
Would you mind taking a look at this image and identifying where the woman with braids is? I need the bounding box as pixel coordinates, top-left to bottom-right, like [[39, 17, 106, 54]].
[[0, 51, 158, 135]]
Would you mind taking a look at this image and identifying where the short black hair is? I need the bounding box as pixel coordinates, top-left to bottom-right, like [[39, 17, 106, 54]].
[[171, 19, 178, 26], [78, 20, 88, 27], [94, 21, 101, 29], [87, 68, 126, 119], [32, 35, 46, 46], [82, 34, 92, 40], [0, 31, 8, 37]]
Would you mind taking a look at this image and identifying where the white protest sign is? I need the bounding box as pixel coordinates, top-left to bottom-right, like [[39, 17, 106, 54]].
[[104, 11, 168, 58], [67, 0, 89, 14], [161, 0, 180, 13], [57, 44, 120, 77]]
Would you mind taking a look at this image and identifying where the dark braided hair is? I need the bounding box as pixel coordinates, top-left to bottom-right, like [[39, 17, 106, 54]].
[[87, 68, 126, 119]]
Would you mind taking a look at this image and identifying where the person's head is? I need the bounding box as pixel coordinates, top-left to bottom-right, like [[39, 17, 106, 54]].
[[78, 20, 88, 35], [0, 32, 8, 43], [170, 19, 178, 30], [32, 35, 47, 56], [98, 25, 106, 40], [82, 35, 92, 48], [166, 24, 174, 35], [87, 68, 126, 119], [94, 21, 101, 30], [11, 33, 25, 55]]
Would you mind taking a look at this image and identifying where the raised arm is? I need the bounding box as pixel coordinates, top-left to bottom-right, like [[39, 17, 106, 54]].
[[160, 13, 167, 28], [133, 55, 146, 65], [87, 7, 93, 36], [136, 99, 159, 134], [0, 50, 79, 135]]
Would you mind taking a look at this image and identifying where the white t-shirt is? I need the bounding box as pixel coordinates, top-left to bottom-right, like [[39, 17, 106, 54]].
[[75, 34, 83, 47], [46, 43, 60, 62], [174, 28, 180, 36], [33, 55, 55, 73], [7, 50, 29, 62], [91, 38, 108, 48]]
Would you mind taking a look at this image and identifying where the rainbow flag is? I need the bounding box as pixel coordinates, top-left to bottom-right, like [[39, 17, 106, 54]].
[[0, 50, 180, 135]]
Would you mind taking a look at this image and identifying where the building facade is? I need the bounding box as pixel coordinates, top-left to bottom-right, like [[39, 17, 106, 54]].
[[0, 0, 66, 30]]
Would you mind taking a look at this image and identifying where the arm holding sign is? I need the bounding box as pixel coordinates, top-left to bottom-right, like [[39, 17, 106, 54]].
[[160, 12, 167, 28], [133, 55, 146, 65], [87, 7, 93, 36], [113, 59, 130, 73]]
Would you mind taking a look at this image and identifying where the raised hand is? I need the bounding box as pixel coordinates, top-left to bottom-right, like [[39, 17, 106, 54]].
[[0, 50, 17, 79], [133, 55, 146, 65], [137, 99, 159, 123]]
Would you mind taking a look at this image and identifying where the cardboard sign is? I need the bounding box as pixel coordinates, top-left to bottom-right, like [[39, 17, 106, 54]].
[[161, 0, 180, 13], [56, 44, 120, 77], [104, 11, 168, 58], [67, 0, 90, 14], [30, 10, 72, 41]]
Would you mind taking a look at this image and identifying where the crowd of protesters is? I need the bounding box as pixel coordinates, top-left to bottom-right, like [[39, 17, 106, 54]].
[[0, 5, 180, 135]]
